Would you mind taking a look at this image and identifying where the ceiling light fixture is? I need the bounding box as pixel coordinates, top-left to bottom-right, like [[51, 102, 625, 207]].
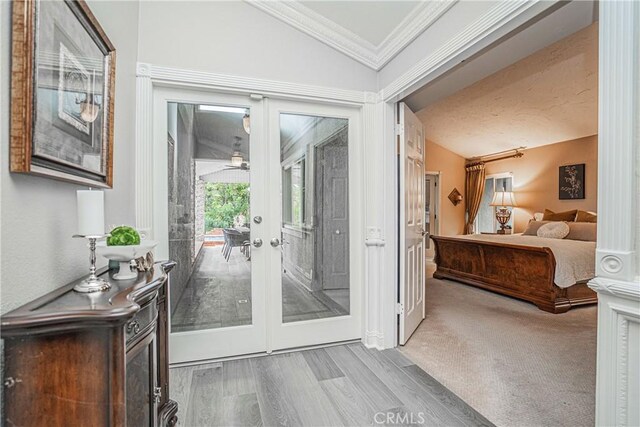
[[242, 113, 250, 135]]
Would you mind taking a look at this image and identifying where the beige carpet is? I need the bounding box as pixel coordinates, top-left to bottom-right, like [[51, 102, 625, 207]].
[[400, 274, 596, 427]]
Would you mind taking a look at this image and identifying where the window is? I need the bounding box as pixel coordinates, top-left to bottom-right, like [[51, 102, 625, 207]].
[[283, 158, 305, 226], [476, 174, 514, 233]]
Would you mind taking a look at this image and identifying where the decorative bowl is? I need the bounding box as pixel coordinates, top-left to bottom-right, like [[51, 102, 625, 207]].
[[97, 240, 157, 280]]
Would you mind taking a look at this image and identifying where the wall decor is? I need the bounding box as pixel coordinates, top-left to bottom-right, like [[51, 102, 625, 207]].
[[10, 0, 116, 188], [559, 163, 585, 200], [448, 188, 463, 206]]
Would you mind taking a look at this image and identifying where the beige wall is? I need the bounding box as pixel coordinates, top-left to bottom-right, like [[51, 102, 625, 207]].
[[425, 140, 466, 236], [485, 135, 598, 232]]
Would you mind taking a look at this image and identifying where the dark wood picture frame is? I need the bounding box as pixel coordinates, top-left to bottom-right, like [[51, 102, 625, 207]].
[[558, 163, 585, 200], [10, 0, 116, 188]]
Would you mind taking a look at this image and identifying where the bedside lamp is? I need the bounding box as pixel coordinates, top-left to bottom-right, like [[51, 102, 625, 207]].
[[490, 191, 517, 234]]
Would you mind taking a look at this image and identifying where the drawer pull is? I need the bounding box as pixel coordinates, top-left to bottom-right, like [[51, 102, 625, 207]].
[[127, 319, 140, 335]]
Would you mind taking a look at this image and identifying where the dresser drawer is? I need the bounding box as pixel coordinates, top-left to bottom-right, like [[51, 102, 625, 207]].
[[126, 301, 158, 343]]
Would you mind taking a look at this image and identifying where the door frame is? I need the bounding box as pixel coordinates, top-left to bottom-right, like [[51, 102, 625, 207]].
[[135, 65, 366, 362], [376, 1, 638, 425]]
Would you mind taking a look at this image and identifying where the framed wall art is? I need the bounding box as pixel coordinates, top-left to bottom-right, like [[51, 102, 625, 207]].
[[559, 163, 585, 200], [11, 0, 116, 188]]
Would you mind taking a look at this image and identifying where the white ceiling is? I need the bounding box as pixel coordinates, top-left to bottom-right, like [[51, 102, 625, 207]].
[[247, 0, 455, 70], [414, 21, 598, 159], [301, 1, 420, 46]]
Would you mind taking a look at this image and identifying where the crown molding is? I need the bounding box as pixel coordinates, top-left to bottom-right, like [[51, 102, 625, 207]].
[[246, 0, 457, 71]]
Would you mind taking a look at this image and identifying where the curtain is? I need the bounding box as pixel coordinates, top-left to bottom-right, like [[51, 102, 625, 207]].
[[464, 163, 486, 234]]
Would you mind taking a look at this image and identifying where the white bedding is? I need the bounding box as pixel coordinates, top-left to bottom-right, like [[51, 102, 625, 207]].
[[455, 234, 596, 288]]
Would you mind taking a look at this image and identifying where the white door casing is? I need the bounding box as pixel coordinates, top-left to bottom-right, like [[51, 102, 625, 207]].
[[398, 103, 426, 345]]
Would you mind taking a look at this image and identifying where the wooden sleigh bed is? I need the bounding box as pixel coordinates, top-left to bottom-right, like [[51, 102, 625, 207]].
[[430, 235, 598, 313]]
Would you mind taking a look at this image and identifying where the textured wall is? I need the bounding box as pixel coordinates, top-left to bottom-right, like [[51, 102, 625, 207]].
[[424, 140, 466, 236], [168, 105, 196, 312], [0, 1, 139, 314], [484, 135, 598, 233]]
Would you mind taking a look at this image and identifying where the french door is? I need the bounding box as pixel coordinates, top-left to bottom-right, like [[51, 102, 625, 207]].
[[266, 99, 362, 350], [153, 89, 361, 363]]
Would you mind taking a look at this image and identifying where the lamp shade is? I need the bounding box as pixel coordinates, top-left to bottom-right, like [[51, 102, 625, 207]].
[[490, 191, 517, 207]]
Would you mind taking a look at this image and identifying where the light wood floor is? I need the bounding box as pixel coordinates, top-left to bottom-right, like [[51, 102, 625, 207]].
[[170, 343, 493, 427]]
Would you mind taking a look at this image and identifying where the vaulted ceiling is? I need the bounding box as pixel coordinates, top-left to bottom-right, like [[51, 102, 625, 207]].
[[414, 22, 598, 159], [247, 0, 455, 70]]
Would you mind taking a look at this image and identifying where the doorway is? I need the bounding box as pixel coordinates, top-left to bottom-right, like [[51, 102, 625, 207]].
[[424, 173, 439, 260], [152, 89, 362, 363]]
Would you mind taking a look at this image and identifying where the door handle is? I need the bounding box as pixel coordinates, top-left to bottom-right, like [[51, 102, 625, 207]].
[[270, 238, 284, 247], [420, 228, 427, 237], [252, 238, 263, 248]]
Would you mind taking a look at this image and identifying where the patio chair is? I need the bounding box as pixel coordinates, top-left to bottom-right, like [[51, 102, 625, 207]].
[[222, 228, 250, 261]]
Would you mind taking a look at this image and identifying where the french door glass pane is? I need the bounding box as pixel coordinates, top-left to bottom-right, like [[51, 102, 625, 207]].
[[280, 113, 350, 323], [168, 102, 253, 332]]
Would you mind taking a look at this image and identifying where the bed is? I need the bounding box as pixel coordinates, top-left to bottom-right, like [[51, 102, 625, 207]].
[[430, 233, 597, 313]]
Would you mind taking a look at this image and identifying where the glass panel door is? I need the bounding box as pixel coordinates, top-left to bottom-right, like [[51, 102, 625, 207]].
[[267, 100, 362, 350], [153, 89, 267, 363]]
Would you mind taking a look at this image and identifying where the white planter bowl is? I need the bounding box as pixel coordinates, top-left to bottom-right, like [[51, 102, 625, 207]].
[[97, 240, 157, 280]]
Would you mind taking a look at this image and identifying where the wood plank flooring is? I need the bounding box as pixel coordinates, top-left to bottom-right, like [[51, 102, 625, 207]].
[[170, 343, 494, 427]]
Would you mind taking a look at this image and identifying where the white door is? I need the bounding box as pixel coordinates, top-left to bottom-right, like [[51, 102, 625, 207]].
[[153, 88, 268, 363], [398, 102, 426, 345], [267, 99, 362, 350]]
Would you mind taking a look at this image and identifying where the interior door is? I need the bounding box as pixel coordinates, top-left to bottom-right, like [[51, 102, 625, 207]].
[[267, 99, 362, 350], [320, 139, 349, 290], [398, 102, 426, 345], [153, 89, 267, 363]]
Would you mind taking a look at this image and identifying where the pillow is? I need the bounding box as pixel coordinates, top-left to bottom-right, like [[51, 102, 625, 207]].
[[537, 222, 570, 239], [565, 222, 597, 241], [575, 210, 597, 223], [523, 221, 552, 236], [542, 209, 577, 221]]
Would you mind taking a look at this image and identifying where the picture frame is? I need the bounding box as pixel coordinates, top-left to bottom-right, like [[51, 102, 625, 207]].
[[559, 163, 585, 200], [10, 0, 116, 188]]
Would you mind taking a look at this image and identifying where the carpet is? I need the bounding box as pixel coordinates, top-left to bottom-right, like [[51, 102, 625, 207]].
[[400, 274, 597, 427]]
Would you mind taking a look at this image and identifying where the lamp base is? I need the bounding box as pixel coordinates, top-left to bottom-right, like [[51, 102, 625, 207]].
[[496, 228, 507, 235], [74, 276, 111, 293]]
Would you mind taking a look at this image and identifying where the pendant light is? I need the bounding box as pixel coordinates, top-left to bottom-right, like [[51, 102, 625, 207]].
[[230, 136, 244, 166], [242, 113, 250, 135]]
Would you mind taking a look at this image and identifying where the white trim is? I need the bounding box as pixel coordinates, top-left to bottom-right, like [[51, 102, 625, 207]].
[[246, 0, 456, 71], [381, 0, 559, 101], [139, 63, 365, 105]]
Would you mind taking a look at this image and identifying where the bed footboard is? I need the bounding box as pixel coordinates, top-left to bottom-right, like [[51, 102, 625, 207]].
[[430, 235, 597, 313]]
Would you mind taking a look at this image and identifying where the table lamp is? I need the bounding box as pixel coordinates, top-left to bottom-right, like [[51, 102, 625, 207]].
[[490, 191, 517, 234]]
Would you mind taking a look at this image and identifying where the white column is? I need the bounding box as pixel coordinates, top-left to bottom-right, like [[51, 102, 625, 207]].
[[363, 93, 386, 349], [135, 63, 154, 236], [589, 2, 640, 426]]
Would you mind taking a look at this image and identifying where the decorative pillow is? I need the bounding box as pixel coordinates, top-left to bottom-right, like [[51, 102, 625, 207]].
[[575, 210, 597, 223], [565, 222, 597, 241], [523, 221, 552, 236], [542, 209, 578, 221], [537, 222, 570, 239]]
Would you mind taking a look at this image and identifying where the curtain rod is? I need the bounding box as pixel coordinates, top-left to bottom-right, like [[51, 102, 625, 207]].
[[466, 147, 525, 166]]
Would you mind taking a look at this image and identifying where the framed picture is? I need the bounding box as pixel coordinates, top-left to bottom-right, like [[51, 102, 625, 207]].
[[11, 0, 115, 188], [559, 163, 585, 200]]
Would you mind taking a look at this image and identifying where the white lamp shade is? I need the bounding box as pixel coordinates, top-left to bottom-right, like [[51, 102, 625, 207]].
[[490, 191, 517, 207]]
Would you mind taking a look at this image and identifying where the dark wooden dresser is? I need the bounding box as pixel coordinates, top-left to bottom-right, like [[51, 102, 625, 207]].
[[1, 262, 178, 426]]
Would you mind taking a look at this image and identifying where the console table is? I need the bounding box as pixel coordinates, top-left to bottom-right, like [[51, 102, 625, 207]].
[[1, 262, 178, 426]]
